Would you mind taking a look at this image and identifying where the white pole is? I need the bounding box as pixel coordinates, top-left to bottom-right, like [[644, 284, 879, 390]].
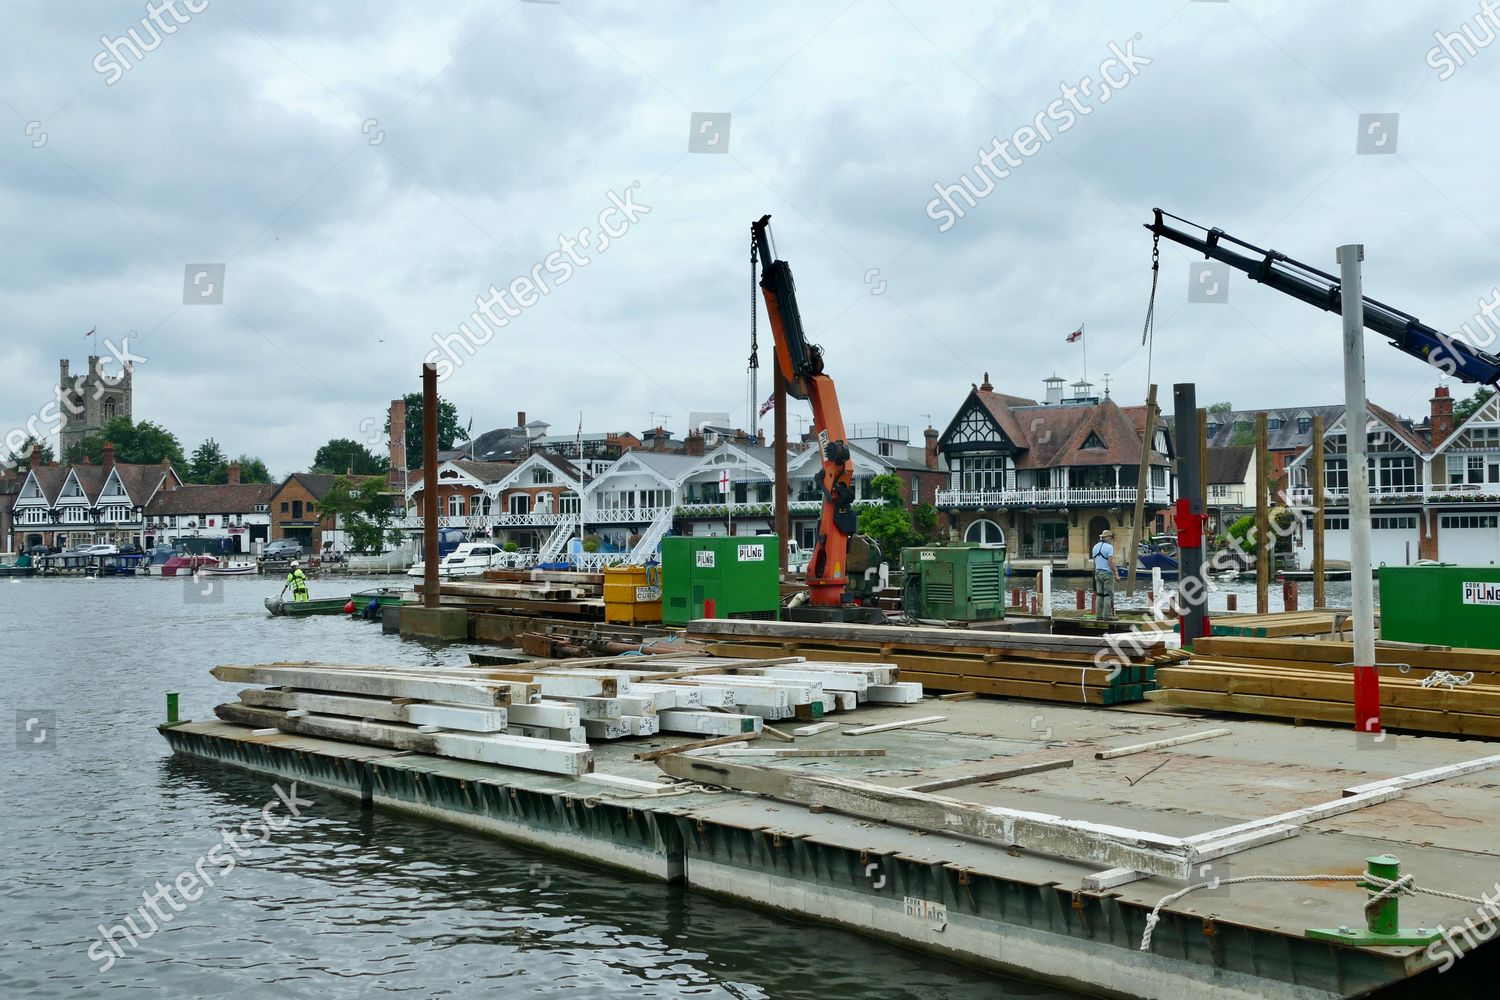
[[1040, 561, 1053, 617], [1339, 245, 1379, 728]]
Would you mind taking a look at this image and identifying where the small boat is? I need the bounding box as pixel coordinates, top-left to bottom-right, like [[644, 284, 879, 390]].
[[1117, 539, 1181, 581], [405, 541, 507, 579], [265, 586, 409, 617], [161, 554, 220, 577], [202, 564, 257, 576], [0, 554, 36, 577]]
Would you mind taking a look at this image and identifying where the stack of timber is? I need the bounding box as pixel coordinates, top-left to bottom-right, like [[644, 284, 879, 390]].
[[414, 573, 605, 619], [208, 652, 917, 772], [1206, 609, 1349, 638], [210, 661, 593, 775], [1151, 636, 1500, 737], [687, 619, 1183, 705]]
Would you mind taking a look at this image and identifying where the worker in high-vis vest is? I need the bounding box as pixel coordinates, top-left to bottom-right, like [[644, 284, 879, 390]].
[[286, 560, 310, 603]]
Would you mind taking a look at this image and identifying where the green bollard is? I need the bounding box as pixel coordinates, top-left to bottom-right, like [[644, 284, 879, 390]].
[[1306, 855, 1443, 946], [166, 692, 180, 725]]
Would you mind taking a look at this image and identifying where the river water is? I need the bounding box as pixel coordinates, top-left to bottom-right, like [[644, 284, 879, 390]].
[[1, 575, 1073, 1000]]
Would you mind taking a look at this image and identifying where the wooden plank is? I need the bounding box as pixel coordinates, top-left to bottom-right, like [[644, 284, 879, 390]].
[[1341, 753, 1500, 797], [216, 702, 591, 775], [842, 715, 947, 736], [655, 754, 1196, 879], [792, 721, 839, 737], [1094, 728, 1233, 760], [939, 691, 977, 702], [709, 748, 887, 758], [760, 724, 796, 743], [1146, 688, 1500, 738], [659, 710, 763, 736], [213, 664, 517, 707], [633, 732, 761, 761], [904, 758, 1073, 793]]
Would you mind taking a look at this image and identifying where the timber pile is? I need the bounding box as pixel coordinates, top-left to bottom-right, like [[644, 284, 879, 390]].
[[208, 652, 917, 772], [414, 573, 606, 619], [1207, 610, 1349, 638], [1150, 636, 1500, 737], [687, 619, 1183, 705]]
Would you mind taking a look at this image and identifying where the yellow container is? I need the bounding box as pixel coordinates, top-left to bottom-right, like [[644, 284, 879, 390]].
[[603, 565, 663, 625]]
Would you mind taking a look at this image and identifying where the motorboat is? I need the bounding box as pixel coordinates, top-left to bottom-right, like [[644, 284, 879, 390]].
[[404, 541, 507, 579]]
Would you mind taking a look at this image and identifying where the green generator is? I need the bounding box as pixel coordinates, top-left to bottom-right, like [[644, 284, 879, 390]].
[[1379, 564, 1500, 650], [661, 535, 782, 626], [900, 544, 1007, 622]]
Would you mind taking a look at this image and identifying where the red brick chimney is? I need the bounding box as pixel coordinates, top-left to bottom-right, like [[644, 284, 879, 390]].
[[653, 426, 666, 452], [1431, 386, 1455, 448], [924, 425, 940, 469], [161, 456, 175, 491], [517, 410, 526, 429], [388, 398, 407, 491], [684, 431, 705, 457], [980, 371, 993, 392], [102, 442, 116, 474], [227, 461, 240, 485], [30, 443, 42, 468]]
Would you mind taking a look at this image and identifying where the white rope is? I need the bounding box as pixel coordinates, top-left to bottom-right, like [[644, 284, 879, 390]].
[[1139, 871, 1487, 952], [1421, 670, 1475, 689]]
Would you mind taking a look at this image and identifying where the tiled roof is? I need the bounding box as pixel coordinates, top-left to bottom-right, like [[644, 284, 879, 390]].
[[950, 389, 1170, 470], [1206, 445, 1254, 485], [146, 483, 277, 515]]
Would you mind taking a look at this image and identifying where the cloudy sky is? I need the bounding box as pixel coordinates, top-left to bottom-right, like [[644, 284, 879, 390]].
[[3, 0, 1498, 475]]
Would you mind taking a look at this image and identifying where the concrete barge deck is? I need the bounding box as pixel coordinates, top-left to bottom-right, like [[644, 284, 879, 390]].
[[160, 696, 1500, 999]]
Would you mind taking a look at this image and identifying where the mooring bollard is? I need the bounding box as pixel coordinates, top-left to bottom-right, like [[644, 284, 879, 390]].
[[1076, 588, 1085, 610], [1011, 587, 1022, 606], [1306, 855, 1441, 946], [1029, 594, 1039, 614], [166, 692, 180, 725], [1283, 579, 1299, 612], [1227, 593, 1238, 612]]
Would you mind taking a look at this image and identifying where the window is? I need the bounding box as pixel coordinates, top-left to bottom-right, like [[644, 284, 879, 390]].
[[1268, 418, 1283, 430], [1371, 515, 1417, 530], [1081, 432, 1105, 449], [1298, 417, 1311, 434], [509, 493, 530, 516], [1324, 516, 1349, 530], [878, 441, 893, 457], [559, 491, 580, 515], [1441, 514, 1500, 529], [447, 495, 464, 517], [1150, 465, 1167, 488], [1377, 456, 1416, 491], [1209, 484, 1230, 499], [104, 397, 117, 421], [1470, 455, 1486, 485], [533, 467, 554, 484], [291, 500, 302, 519], [961, 455, 1006, 492], [280, 501, 289, 513], [964, 518, 1005, 547], [1325, 459, 1348, 492]]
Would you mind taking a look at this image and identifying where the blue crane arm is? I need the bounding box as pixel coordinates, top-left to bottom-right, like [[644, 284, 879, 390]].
[[1147, 208, 1500, 386]]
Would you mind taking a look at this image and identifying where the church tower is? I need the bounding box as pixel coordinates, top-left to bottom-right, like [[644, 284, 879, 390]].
[[58, 354, 133, 459]]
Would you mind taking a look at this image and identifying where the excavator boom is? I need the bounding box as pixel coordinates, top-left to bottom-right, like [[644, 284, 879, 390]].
[[1147, 208, 1500, 386], [752, 215, 858, 609]]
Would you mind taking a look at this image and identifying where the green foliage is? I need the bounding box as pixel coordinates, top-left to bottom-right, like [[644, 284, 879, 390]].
[[68, 417, 186, 468], [856, 474, 920, 558], [1228, 422, 1255, 447], [384, 392, 467, 471], [503, 541, 519, 552], [1208, 401, 1233, 417], [1227, 514, 1255, 547], [7, 435, 53, 471], [186, 438, 227, 484], [317, 475, 400, 554], [312, 438, 389, 476], [582, 538, 600, 553], [913, 502, 939, 540], [233, 455, 274, 484], [1455, 386, 1496, 426]]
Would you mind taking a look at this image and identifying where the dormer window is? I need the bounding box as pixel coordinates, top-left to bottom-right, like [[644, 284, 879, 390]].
[[1082, 432, 1105, 449]]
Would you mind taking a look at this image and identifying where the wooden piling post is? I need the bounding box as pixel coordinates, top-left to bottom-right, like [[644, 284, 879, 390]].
[[1256, 412, 1270, 615], [1227, 593, 1237, 612], [1076, 588, 1085, 610], [774, 364, 789, 575], [422, 363, 440, 610], [1312, 414, 1326, 608], [1283, 578, 1299, 612], [1125, 383, 1158, 597]]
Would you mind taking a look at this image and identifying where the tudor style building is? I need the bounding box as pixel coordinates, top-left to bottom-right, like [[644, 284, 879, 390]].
[[933, 374, 1175, 568], [8, 445, 179, 551]]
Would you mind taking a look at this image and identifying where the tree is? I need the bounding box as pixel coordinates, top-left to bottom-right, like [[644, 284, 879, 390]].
[[1455, 386, 1496, 426], [856, 473, 919, 559], [68, 417, 186, 468], [5, 436, 53, 471], [317, 475, 400, 554], [312, 438, 389, 476], [233, 455, 274, 484], [186, 438, 228, 484], [912, 502, 939, 541], [384, 392, 468, 471]]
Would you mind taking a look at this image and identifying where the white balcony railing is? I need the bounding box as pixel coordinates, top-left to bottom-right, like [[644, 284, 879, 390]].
[[676, 499, 880, 518], [934, 487, 1173, 507], [590, 505, 674, 524], [491, 511, 563, 527], [1287, 483, 1500, 504]]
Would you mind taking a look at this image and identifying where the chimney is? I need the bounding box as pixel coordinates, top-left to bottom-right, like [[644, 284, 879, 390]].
[[162, 456, 175, 490], [1431, 385, 1455, 448], [387, 398, 407, 491], [980, 371, 993, 392], [30, 443, 42, 469], [517, 410, 526, 429], [103, 442, 116, 474], [227, 461, 240, 485], [653, 426, 666, 452], [924, 425, 939, 470], [684, 431, 705, 457]]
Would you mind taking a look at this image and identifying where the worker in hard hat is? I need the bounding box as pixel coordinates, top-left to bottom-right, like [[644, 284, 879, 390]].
[[1092, 529, 1116, 620], [286, 560, 310, 603]]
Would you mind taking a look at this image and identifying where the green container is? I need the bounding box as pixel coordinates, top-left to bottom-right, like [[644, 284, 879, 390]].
[[661, 535, 782, 626], [1379, 564, 1500, 650], [900, 544, 1007, 622]]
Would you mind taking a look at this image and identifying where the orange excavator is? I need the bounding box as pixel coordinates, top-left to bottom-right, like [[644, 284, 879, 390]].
[[752, 215, 884, 622]]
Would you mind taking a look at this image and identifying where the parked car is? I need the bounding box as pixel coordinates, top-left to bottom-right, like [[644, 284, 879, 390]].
[[119, 543, 143, 555], [262, 539, 304, 560], [82, 544, 119, 556]]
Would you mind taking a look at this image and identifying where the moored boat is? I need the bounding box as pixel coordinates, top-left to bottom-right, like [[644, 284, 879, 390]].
[[161, 554, 220, 577], [264, 586, 409, 617]]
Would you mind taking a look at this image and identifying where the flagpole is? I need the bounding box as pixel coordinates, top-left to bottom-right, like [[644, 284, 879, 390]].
[[1082, 322, 1088, 386]]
